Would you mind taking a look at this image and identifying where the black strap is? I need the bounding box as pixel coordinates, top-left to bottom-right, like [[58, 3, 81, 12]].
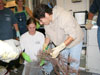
[[23, 7, 25, 10], [15, 6, 17, 12]]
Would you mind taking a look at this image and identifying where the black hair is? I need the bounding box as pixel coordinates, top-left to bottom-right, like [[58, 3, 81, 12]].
[[27, 17, 36, 26], [33, 4, 52, 20]]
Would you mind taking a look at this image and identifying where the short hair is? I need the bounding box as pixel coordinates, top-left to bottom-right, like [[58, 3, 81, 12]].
[[0, 0, 6, 5], [15, 0, 25, 5], [33, 4, 52, 20], [27, 17, 36, 26]]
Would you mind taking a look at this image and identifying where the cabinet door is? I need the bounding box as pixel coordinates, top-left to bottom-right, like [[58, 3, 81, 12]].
[[87, 28, 98, 46], [86, 46, 100, 74]]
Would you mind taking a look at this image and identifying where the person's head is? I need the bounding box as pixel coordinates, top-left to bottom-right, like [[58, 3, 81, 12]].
[[15, 0, 25, 6], [27, 17, 36, 35], [0, 0, 6, 10], [33, 4, 53, 25]]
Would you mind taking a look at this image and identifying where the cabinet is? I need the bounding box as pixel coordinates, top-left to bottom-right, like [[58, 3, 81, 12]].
[[86, 26, 100, 74]]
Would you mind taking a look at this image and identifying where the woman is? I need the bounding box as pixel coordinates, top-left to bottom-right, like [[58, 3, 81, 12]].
[[13, 0, 33, 37], [20, 18, 45, 75]]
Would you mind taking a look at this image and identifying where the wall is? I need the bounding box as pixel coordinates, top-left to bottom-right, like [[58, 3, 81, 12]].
[[56, 0, 89, 12], [28, 0, 33, 11]]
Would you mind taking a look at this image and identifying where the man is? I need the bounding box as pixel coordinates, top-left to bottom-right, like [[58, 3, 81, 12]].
[[33, 4, 84, 75], [86, 0, 100, 50], [0, 0, 20, 40], [0, 0, 21, 73]]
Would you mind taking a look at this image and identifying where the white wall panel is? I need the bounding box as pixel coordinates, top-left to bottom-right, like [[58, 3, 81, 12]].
[[86, 46, 100, 74], [87, 27, 98, 46], [56, 0, 89, 12]]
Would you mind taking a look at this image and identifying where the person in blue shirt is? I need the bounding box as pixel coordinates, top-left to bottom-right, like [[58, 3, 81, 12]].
[[86, 0, 100, 50], [0, 0, 20, 40]]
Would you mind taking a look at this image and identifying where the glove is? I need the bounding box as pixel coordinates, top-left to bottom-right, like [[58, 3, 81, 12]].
[[40, 44, 48, 66], [16, 31, 21, 38], [36, 22, 40, 29], [22, 52, 32, 62], [40, 59, 45, 66], [50, 43, 66, 58], [85, 20, 93, 30]]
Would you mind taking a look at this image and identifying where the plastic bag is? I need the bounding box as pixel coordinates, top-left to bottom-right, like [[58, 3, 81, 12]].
[[0, 39, 22, 63]]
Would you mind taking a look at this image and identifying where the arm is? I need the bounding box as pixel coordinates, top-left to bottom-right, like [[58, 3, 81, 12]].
[[13, 23, 20, 38], [50, 36, 74, 58], [86, 0, 98, 29], [40, 36, 49, 66], [13, 23, 19, 31], [64, 36, 74, 46], [43, 37, 50, 50], [88, 12, 94, 20], [26, 7, 33, 18], [85, 12, 94, 30], [9, 9, 20, 38], [20, 37, 32, 62]]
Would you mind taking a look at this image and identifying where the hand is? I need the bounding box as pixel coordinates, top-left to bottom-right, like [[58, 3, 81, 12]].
[[16, 31, 21, 38], [43, 43, 48, 51], [50, 43, 66, 58], [85, 20, 93, 30]]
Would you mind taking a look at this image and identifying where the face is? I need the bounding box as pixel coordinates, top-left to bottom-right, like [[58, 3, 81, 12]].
[[27, 23, 36, 35], [17, 0, 23, 6], [0, 0, 4, 10], [39, 13, 52, 25]]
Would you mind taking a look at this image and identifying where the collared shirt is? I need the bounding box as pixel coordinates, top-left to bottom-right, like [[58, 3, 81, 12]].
[[44, 6, 84, 48]]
